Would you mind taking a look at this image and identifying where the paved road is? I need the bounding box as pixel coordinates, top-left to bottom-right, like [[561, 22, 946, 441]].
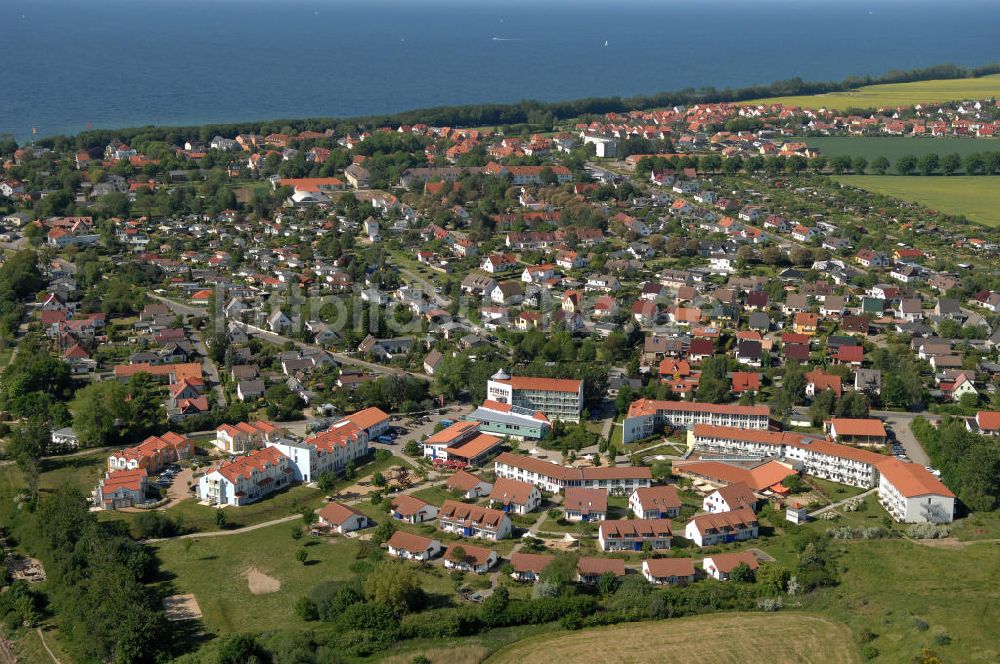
[[873, 410, 930, 466], [389, 258, 452, 309], [148, 293, 430, 382], [791, 406, 931, 467], [191, 334, 226, 407]]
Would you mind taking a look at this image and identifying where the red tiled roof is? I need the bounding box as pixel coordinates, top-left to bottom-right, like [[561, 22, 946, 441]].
[[578, 557, 625, 577], [705, 551, 759, 573], [317, 501, 365, 525], [626, 398, 769, 419], [510, 552, 554, 574], [830, 418, 886, 438], [644, 557, 696, 578], [216, 446, 288, 483], [875, 458, 954, 498], [387, 530, 437, 555], [490, 478, 536, 506]]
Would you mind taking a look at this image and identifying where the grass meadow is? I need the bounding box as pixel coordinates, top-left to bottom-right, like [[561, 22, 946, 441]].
[[835, 176, 1000, 227]]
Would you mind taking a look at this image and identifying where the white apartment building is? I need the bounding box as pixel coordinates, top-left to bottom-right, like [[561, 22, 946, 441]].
[[623, 400, 770, 443], [198, 446, 294, 506], [437, 500, 512, 540], [876, 458, 955, 523], [215, 420, 283, 454], [690, 424, 883, 489], [265, 407, 389, 482], [493, 452, 652, 495]]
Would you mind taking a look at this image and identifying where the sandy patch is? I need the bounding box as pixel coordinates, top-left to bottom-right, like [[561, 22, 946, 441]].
[[909, 536, 1000, 549], [243, 567, 281, 594], [163, 593, 203, 621]]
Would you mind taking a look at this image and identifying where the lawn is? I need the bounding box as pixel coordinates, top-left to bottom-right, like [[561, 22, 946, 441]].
[[155, 522, 423, 637], [801, 136, 999, 167], [486, 612, 858, 664], [109, 484, 325, 535], [410, 484, 457, 507], [834, 175, 1000, 227], [154, 521, 463, 639], [36, 449, 109, 492], [749, 73, 1000, 110]]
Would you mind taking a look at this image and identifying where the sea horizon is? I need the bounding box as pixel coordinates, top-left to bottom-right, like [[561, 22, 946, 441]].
[[4, 0, 1000, 142]]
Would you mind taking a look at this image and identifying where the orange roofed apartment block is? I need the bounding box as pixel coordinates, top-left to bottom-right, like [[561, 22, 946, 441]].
[[107, 431, 192, 474]]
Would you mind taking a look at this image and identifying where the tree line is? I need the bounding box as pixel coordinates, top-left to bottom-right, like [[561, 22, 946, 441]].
[[0, 487, 169, 662], [911, 416, 1000, 512]]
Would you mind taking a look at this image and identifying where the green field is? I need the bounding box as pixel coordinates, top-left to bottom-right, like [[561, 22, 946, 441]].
[[835, 175, 1000, 227], [803, 136, 999, 166], [750, 74, 1000, 110], [486, 612, 858, 664], [154, 521, 459, 638]]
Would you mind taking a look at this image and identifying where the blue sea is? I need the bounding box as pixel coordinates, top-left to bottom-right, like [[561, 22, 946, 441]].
[[2, 0, 1000, 142]]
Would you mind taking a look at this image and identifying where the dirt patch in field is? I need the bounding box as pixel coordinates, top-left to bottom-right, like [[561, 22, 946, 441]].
[[163, 593, 203, 621], [909, 537, 1000, 549], [380, 645, 487, 664], [242, 567, 281, 594]]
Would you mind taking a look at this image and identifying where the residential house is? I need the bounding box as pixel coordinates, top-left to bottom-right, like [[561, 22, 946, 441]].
[[598, 519, 672, 552], [703, 482, 757, 514], [703, 551, 759, 581], [642, 558, 696, 586], [390, 495, 439, 523], [446, 470, 494, 499], [443, 544, 498, 574], [509, 552, 554, 583], [562, 487, 608, 522], [684, 507, 759, 547], [577, 557, 626, 584], [387, 531, 442, 561], [317, 502, 370, 534], [489, 478, 542, 515], [628, 485, 682, 519], [437, 500, 512, 540]]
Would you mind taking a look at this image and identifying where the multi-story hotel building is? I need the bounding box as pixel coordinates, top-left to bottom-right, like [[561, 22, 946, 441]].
[[486, 369, 583, 422], [689, 424, 885, 489]]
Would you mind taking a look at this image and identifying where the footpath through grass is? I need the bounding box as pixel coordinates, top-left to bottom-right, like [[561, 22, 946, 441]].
[[749, 73, 1000, 110], [835, 176, 1000, 227]]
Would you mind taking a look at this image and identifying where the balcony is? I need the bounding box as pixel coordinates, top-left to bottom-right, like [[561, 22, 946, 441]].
[[921, 503, 951, 523]]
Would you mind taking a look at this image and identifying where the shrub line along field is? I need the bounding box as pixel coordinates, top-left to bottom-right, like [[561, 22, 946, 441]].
[[749, 73, 1000, 110], [834, 175, 1000, 227], [484, 612, 859, 664]]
